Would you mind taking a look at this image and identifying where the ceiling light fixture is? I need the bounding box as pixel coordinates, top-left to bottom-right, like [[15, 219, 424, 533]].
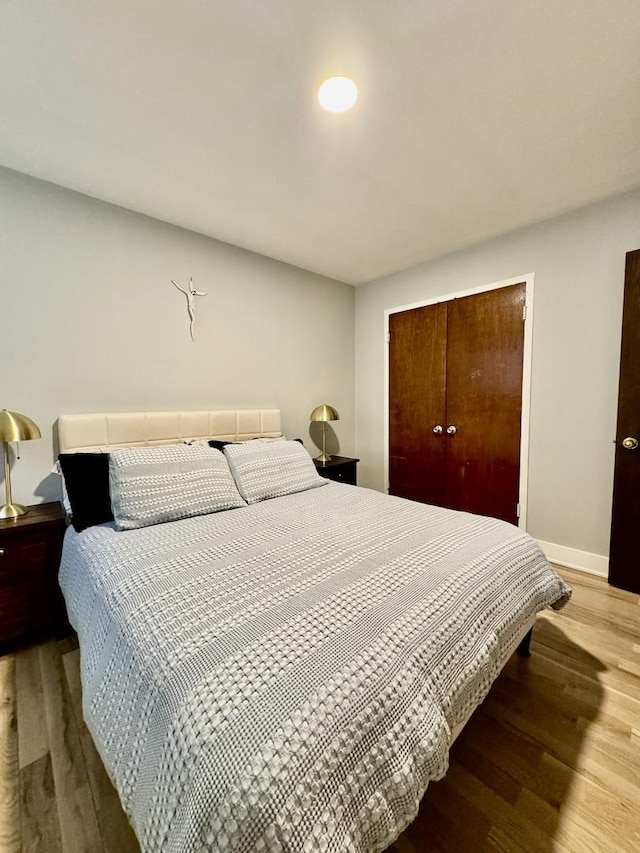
[[317, 77, 358, 113]]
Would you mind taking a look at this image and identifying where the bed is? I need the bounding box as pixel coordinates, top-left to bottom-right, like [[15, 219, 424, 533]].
[[56, 409, 571, 853]]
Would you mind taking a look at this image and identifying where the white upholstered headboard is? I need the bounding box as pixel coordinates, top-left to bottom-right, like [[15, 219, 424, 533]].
[[57, 409, 282, 453]]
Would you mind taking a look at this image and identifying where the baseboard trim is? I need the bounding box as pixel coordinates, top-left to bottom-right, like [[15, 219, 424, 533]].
[[536, 539, 608, 578]]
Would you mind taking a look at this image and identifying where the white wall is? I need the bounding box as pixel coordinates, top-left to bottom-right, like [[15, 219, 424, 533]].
[[355, 188, 640, 564], [0, 167, 355, 505], [3, 163, 636, 567]]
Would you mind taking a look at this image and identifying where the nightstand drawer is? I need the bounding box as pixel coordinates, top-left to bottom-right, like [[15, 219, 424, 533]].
[[0, 502, 67, 650], [0, 568, 50, 641], [0, 536, 50, 575], [329, 463, 356, 483], [313, 456, 359, 486]]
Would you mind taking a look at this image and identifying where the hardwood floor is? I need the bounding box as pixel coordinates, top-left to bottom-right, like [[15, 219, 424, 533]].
[[1, 566, 639, 852]]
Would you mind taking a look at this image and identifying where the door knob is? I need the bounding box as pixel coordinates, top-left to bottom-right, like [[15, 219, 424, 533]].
[[446, 425, 457, 435], [622, 436, 638, 451], [433, 425, 443, 435]]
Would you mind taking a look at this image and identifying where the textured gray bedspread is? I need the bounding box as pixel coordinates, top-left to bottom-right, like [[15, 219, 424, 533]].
[[59, 483, 570, 853]]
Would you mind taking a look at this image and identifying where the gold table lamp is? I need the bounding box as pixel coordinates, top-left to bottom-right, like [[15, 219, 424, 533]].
[[0, 409, 41, 519], [310, 404, 340, 464]]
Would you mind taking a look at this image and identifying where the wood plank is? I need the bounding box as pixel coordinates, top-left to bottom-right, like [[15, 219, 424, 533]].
[[516, 781, 638, 853], [19, 753, 62, 853], [15, 644, 48, 769], [513, 639, 640, 729], [441, 762, 552, 853], [406, 779, 492, 852], [0, 655, 20, 853], [484, 824, 540, 853], [453, 736, 523, 807], [387, 836, 421, 853], [38, 641, 104, 853]]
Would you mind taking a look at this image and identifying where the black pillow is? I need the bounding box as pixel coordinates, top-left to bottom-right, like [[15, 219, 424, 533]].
[[208, 439, 232, 451], [208, 438, 302, 449], [58, 453, 113, 532]]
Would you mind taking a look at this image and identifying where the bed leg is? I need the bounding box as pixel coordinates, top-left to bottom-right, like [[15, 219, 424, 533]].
[[516, 627, 533, 658]]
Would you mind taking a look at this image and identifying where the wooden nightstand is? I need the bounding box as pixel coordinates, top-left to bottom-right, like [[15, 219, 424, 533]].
[[313, 456, 359, 485], [0, 502, 69, 652]]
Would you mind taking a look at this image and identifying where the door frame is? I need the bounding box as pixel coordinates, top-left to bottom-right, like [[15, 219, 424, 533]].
[[383, 273, 535, 531]]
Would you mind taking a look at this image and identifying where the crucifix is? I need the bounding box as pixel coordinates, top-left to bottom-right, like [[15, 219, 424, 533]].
[[171, 277, 207, 341]]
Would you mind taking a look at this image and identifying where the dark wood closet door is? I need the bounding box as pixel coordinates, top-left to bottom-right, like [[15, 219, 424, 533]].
[[389, 303, 446, 504], [445, 284, 526, 525], [388, 283, 525, 525], [609, 249, 640, 594]]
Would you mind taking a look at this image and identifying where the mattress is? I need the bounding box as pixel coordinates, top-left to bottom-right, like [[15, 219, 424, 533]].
[[59, 482, 570, 852]]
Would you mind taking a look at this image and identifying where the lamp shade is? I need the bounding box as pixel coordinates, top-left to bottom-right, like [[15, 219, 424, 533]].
[[1, 410, 41, 519], [0, 409, 41, 442], [309, 404, 340, 423]]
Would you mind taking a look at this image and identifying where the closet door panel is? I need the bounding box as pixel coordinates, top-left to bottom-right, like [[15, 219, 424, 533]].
[[444, 283, 526, 524], [389, 303, 447, 504]]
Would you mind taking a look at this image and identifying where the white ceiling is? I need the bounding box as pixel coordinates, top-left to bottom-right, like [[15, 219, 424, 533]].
[[2, 1, 640, 285]]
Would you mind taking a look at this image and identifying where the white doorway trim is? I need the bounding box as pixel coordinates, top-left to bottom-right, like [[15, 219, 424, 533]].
[[383, 273, 535, 531]]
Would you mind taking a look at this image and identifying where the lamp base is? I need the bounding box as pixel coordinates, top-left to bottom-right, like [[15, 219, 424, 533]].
[[315, 453, 332, 464], [0, 503, 28, 519]]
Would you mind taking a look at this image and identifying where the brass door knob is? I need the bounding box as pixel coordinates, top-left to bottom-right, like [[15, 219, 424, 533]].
[[622, 437, 638, 451]]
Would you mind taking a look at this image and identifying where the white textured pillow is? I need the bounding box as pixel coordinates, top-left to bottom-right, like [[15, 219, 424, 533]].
[[109, 445, 245, 531], [223, 439, 326, 504]]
